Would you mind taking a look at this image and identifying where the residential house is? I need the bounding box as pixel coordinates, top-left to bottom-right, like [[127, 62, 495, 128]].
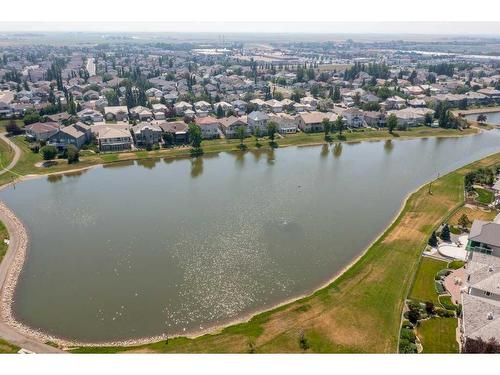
[[231, 99, 247, 115], [152, 103, 167, 120], [130, 106, 153, 121], [25, 122, 60, 141], [97, 127, 133, 152], [158, 121, 189, 143], [383, 96, 406, 110], [194, 101, 212, 117], [218, 116, 249, 138], [104, 106, 129, 122], [77, 108, 104, 123], [132, 122, 162, 146], [269, 113, 298, 134], [195, 116, 220, 139], [364, 111, 386, 128], [47, 122, 91, 150], [247, 111, 269, 135], [297, 111, 330, 133], [174, 101, 193, 115], [300, 96, 318, 110], [342, 108, 366, 128], [462, 220, 500, 344]]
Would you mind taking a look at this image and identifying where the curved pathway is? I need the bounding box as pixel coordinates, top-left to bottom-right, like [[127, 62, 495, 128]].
[[0, 134, 64, 353], [0, 132, 21, 176]]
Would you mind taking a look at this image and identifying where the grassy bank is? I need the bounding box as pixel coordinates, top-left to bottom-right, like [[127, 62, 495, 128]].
[[0, 338, 20, 354], [0, 220, 8, 264], [69, 149, 500, 353]]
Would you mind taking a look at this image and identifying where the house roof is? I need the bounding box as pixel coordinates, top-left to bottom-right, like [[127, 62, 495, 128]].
[[195, 116, 219, 126], [98, 127, 132, 139], [104, 106, 128, 115], [469, 220, 500, 248], [158, 121, 189, 134], [25, 121, 59, 133]]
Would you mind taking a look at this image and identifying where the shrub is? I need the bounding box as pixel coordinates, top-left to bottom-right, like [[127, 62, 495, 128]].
[[407, 309, 421, 324], [425, 301, 435, 315], [439, 295, 457, 311], [435, 308, 455, 318], [66, 145, 79, 164], [448, 260, 465, 270], [40, 145, 58, 160], [399, 338, 418, 354], [299, 332, 309, 351], [6, 120, 22, 135], [436, 269, 451, 280], [464, 337, 500, 353], [435, 281, 445, 294], [408, 301, 422, 312], [29, 142, 40, 153], [401, 328, 416, 343]]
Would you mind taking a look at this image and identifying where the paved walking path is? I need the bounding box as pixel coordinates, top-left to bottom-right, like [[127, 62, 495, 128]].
[[0, 132, 21, 177], [0, 135, 65, 353]]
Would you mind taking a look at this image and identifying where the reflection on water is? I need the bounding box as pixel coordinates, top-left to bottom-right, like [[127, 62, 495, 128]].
[[384, 140, 394, 153], [333, 142, 343, 158], [46, 174, 63, 183], [320, 144, 329, 159], [190, 157, 203, 178], [102, 160, 135, 169], [137, 158, 160, 170], [3, 130, 500, 342]]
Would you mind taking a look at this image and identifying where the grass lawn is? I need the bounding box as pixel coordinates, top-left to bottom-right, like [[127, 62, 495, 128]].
[[70, 151, 500, 353], [0, 219, 8, 264], [0, 338, 20, 354], [0, 136, 15, 171], [416, 318, 459, 353], [474, 187, 494, 205], [409, 257, 448, 304], [448, 206, 497, 228]]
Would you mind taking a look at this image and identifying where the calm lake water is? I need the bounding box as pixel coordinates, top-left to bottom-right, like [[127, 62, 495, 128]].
[[2, 131, 500, 342], [465, 112, 500, 125]]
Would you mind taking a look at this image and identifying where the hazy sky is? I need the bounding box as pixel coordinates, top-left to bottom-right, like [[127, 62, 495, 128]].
[[1, 22, 500, 36], [0, 1, 499, 35]]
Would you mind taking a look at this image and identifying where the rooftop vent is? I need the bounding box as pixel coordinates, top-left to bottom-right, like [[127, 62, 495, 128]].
[[489, 265, 495, 272], [487, 312, 494, 320]]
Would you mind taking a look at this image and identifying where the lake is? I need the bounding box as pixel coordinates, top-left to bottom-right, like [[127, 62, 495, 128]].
[[2, 131, 500, 343], [465, 112, 500, 125]]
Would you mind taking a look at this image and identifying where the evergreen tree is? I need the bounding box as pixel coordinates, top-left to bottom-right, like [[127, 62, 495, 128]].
[[428, 231, 438, 247], [440, 224, 451, 242]]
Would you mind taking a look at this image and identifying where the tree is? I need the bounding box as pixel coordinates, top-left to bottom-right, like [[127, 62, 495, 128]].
[[424, 112, 434, 126], [322, 118, 332, 141], [464, 337, 500, 353], [5, 120, 21, 135], [40, 145, 57, 160], [335, 115, 345, 138], [216, 104, 224, 118], [188, 123, 202, 149], [236, 126, 246, 149], [440, 223, 451, 242], [66, 144, 79, 164], [428, 231, 438, 247], [477, 114, 487, 123], [458, 214, 471, 229], [267, 121, 278, 143], [332, 85, 341, 102], [162, 132, 174, 147], [387, 113, 398, 133]]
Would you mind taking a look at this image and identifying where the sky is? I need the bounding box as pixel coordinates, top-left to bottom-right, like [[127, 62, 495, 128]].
[[0, 0, 499, 35]]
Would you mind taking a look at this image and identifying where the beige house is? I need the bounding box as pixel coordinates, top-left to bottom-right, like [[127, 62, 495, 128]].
[[97, 127, 133, 152], [104, 106, 129, 122]]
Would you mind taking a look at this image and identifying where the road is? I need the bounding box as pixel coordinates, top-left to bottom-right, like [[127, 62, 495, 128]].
[[0, 133, 21, 177]]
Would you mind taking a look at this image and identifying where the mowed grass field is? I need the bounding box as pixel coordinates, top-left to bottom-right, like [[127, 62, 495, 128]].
[[417, 318, 459, 353], [409, 257, 448, 304], [71, 151, 500, 353]]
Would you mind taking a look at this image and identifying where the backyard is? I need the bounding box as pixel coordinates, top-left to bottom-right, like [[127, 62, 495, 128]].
[[416, 318, 459, 353], [409, 257, 448, 304]]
